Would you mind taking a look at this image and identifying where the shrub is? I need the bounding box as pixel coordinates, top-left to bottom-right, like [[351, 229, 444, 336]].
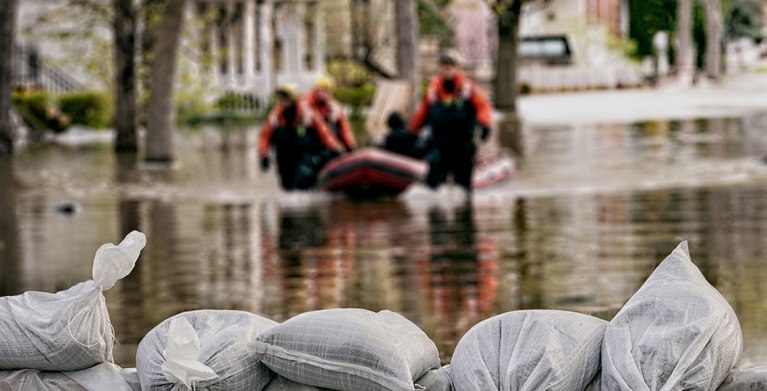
[[327, 59, 373, 88], [59, 91, 112, 129], [12, 90, 70, 133], [214, 93, 254, 112], [333, 84, 376, 118]]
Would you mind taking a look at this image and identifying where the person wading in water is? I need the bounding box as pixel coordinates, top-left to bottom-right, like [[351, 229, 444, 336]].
[[304, 75, 357, 152], [410, 50, 494, 193], [259, 83, 345, 190]]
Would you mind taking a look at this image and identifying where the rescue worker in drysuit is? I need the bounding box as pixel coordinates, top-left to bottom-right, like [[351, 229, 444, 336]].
[[259, 84, 344, 190], [304, 76, 357, 152], [410, 51, 494, 192]]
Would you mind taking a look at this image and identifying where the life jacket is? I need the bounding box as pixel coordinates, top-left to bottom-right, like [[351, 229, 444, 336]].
[[409, 72, 490, 145], [267, 102, 323, 154], [426, 77, 477, 143], [305, 91, 340, 125], [304, 90, 356, 150]]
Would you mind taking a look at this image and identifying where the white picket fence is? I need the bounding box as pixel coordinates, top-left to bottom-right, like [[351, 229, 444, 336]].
[[518, 65, 645, 92]]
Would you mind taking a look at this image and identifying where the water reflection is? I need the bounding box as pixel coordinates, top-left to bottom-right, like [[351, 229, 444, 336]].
[[0, 158, 22, 296], [3, 117, 767, 368], [425, 204, 495, 358], [514, 114, 767, 194], [260, 200, 415, 320]]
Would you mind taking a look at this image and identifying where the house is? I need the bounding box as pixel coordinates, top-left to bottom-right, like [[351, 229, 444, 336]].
[[15, 0, 367, 107], [448, 0, 642, 92]]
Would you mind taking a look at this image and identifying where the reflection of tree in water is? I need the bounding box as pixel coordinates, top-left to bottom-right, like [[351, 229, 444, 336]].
[[111, 198, 143, 366], [109, 152, 144, 366], [428, 205, 478, 312], [511, 197, 544, 310], [0, 158, 21, 296], [127, 201, 193, 329], [263, 205, 333, 319], [426, 204, 498, 360], [261, 200, 422, 320], [199, 203, 255, 310], [278, 208, 329, 250]]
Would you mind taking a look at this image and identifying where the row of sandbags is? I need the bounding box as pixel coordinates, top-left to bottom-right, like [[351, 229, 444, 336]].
[[0, 234, 764, 390], [129, 241, 761, 390]]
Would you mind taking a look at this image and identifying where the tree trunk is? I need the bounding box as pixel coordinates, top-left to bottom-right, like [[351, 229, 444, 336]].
[[140, 0, 164, 127], [113, 0, 139, 153], [0, 0, 18, 156], [145, 0, 186, 163], [494, 1, 523, 112], [704, 0, 723, 80], [351, 0, 369, 60], [675, 0, 693, 82], [394, 0, 420, 114]]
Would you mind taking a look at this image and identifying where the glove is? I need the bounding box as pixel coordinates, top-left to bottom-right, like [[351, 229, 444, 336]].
[[260, 156, 270, 172], [480, 126, 491, 142]]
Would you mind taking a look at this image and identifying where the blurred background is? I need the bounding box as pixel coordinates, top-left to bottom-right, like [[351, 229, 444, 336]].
[[2, 0, 767, 368]]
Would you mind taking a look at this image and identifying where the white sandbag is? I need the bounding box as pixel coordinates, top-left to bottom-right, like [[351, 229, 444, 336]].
[[584, 374, 601, 391], [252, 308, 440, 391], [118, 367, 143, 391], [415, 365, 452, 391], [162, 317, 219, 388], [263, 375, 323, 390], [0, 231, 146, 371], [0, 363, 136, 391], [0, 369, 83, 391], [601, 241, 742, 391], [137, 309, 278, 390], [450, 310, 607, 391], [717, 366, 767, 390]]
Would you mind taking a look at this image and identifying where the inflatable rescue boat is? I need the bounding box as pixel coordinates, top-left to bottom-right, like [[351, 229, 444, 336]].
[[318, 147, 514, 198]]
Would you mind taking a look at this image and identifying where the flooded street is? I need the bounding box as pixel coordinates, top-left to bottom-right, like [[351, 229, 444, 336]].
[[3, 109, 767, 368]]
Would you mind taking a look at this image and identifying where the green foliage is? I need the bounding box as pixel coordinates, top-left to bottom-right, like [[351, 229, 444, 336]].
[[174, 47, 220, 125], [214, 94, 250, 112], [327, 59, 373, 88], [627, 0, 677, 58], [23, 1, 114, 90], [333, 84, 376, 118], [182, 112, 263, 127], [418, 0, 454, 48], [628, 0, 745, 71], [12, 90, 70, 133], [176, 98, 212, 125], [726, 0, 763, 40], [59, 91, 112, 128]]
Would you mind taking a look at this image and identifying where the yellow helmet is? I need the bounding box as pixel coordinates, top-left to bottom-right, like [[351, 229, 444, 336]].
[[275, 83, 299, 100], [314, 75, 336, 91]]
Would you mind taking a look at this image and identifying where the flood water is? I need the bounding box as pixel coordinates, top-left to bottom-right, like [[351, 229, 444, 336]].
[[3, 113, 767, 368]]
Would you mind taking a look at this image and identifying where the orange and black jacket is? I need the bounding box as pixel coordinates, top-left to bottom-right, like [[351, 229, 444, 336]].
[[410, 71, 493, 141], [258, 101, 343, 157], [304, 90, 356, 151]]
